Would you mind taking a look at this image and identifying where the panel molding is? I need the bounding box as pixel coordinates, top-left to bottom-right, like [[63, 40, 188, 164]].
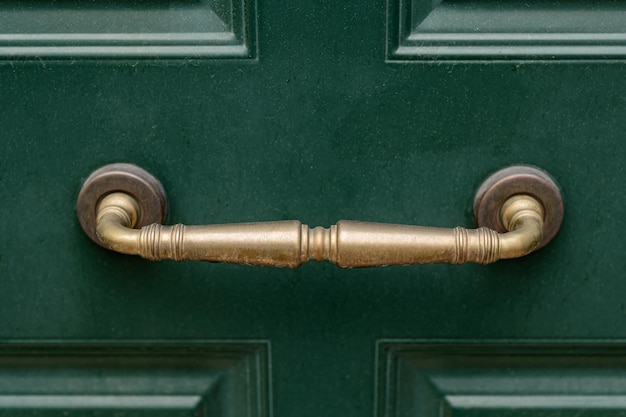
[[387, 0, 626, 61], [0, 340, 271, 416], [376, 340, 626, 417], [0, 395, 203, 409], [444, 395, 626, 409], [0, 0, 257, 59]]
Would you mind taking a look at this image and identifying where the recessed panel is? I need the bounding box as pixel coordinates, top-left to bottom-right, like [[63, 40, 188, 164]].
[[0, 0, 257, 59], [377, 341, 626, 417], [387, 0, 626, 61], [0, 342, 270, 416]]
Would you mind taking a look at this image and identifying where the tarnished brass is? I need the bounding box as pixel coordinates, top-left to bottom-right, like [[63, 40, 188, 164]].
[[473, 165, 563, 250], [77, 163, 167, 248], [77, 164, 563, 268]]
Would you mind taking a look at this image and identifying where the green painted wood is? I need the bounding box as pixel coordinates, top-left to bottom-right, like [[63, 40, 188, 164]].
[[1, 0, 626, 415], [378, 342, 626, 417], [0, 0, 255, 58], [0, 342, 269, 416], [390, 0, 626, 60]]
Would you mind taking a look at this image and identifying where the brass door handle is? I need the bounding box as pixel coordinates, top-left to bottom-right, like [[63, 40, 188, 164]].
[[77, 164, 563, 268]]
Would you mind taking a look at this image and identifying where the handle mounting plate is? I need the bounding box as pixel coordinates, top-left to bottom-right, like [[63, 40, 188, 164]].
[[76, 163, 167, 247], [474, 165, 563, 250]]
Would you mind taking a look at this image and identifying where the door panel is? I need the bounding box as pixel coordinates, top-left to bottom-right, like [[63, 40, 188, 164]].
[[1, 0, 625, 416], [0, 0, 256, 59], [0, 342, 269, 416], [378, 342, 626, 417], [389, 0, 626, 60]]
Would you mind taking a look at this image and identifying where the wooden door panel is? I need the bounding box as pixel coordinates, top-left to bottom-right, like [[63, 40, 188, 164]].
[[0, 0, 256, 59], [0, 343, 269, 416], [378, 342, 626, 417], [389, 0, 626, 60]]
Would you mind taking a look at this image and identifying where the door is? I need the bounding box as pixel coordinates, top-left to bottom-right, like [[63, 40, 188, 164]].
[[1, 0, 626, 415]]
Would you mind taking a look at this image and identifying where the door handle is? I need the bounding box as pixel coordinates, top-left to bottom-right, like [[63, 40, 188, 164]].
[[76, 164, 563, 268]]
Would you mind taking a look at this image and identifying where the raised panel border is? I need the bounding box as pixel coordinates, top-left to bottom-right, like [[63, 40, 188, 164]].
[[0, 0, 257, 60], [387, 0, 626, 61], [0, 340, 271, 416], [376, 340, 626, 417]]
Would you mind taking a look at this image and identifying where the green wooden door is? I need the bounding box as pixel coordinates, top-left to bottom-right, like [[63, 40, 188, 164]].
[[2, 0, 626, 415]]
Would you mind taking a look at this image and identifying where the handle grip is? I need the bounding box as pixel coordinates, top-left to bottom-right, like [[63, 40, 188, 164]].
[[77, 164, 563, 268]]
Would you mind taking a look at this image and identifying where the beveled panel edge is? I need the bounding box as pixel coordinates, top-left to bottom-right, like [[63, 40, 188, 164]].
[[0, 339, 272, 417], [0, 338, 271, 348], [391, 44, 626, 62], [0, 395, 204, 410], [444, 394, 626, 410], [374, 339, 626, 417], [0, 0, 258, 60], [385, 0, 626, 62]]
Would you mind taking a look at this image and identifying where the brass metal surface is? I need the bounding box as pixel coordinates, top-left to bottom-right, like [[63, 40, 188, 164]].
[[78, 164, 563, 268], [77, 163, 167, 248], [474, 165, 563, 250]]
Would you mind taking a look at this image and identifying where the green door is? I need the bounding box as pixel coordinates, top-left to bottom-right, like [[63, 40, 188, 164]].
[[2, 0, 626, 415]]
